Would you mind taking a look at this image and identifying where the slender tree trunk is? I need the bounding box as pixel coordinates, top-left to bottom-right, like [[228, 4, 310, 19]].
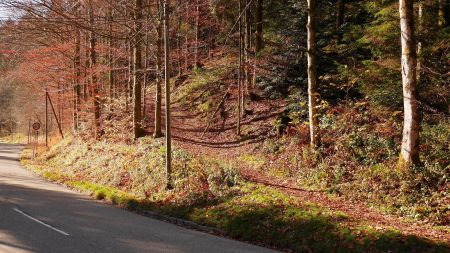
[[72, 63, 76, 130], [143, 12, 149, 117], [195, 0, 201, 68], [99, 36, 105, 93], [237, 0, 243, 136], [133, 0, 145, 139], [244, 0, 251, 106], [438, 0, 447, 27], [177, 11, 183, 76], [185, 34, 189, 71], [253, 0, 263, 91], [417, 1, 423, 83], [124, 9, 130, 112], [84, 33, 89, 101], [446, 0, 450, 26], [336, 0, 345, 28], [74, 28, 81, 131], [255, 0, 263, 52], [154, 0, 163, 138], [399, 0, 420, 169], [126, 8, 133, 112], [336, 0, 345, 43], [163, 0, 173, 189], [128, 41, 133, 99], [108, 7, 115, 102], [184, 3, 189, 72], [45, 87, 48, 147], [307, 0, 321, 148], [89, 1, 101, 139]]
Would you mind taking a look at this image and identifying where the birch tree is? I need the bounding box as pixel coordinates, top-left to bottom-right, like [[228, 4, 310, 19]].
[[399, 0, 420, 169]]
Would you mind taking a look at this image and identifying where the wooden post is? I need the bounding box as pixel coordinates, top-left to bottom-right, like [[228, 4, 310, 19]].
[[45, 88, 48, 147], [10, 121, 13, 143], [47, 93, 64, 139], [154, 0, 163, 138], [164, 0, 173, 189], [27, 119, 31, 144], [32, 130, 39, 160]]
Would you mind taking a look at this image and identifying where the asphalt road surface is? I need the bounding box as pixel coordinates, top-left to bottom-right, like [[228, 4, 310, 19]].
[[0, 143, 279, 253]]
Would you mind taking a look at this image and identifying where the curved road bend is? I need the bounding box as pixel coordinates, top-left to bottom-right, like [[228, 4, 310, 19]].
[[0, 143, 279, 253]]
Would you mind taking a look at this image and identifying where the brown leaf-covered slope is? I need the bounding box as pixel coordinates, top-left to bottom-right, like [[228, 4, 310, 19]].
[[142, 58, 450, 244]]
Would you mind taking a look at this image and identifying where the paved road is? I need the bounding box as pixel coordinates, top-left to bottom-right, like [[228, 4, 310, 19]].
[[0, 143, 279, 253]]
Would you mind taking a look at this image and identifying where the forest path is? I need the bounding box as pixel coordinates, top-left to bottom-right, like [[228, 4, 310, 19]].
[[240, 169, 450, 243], [143, 82, 286, 157], [142, 78, 449, 244]]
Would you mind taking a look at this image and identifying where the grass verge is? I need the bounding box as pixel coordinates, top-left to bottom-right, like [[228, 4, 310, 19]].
[[20, 137, 450, 253]]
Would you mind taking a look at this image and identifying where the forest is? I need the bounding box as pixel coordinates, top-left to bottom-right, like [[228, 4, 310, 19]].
[[0, 0, 449, 252]]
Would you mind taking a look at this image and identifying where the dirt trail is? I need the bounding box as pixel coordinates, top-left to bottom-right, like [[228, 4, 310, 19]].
[[144, 85, 286, 157], [143, 80, 450, 244], [240, 169, 450, 242]]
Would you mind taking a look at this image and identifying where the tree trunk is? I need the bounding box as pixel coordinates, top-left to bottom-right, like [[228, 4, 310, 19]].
[[74, 28, 81, 131], [237, 0, 243, 136], [177, 13, 183, 76], [446, 0, 450, 26], [143, 12, 149, 117], [244, 0, 251, 105], [84, 33, 89, 101], [194, 0, 201, 68], [399, 0, 420, 169], [253, 0, 263, 92], [45, 87, 48, 147], [89, 1, 101, 139], [255, 0, 263, 52], [133, 0, 145, 139], [108, 7, 115, 101], [163, 0, 173, 189], [128, 41, 133, 98], [336, 0, 345, 28], [307, 0, 321, 148], [417, 1, 423, 83], [154, 0, 163, 138], [184, 3, 189, 72], [438, 0, 447, 27]]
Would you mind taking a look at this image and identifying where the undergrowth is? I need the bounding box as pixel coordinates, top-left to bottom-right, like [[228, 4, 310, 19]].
[[0, 133, 25, 144], [174, 55, 235, 116], [255, 103, 450, 226], [20, 137, 450, 253]]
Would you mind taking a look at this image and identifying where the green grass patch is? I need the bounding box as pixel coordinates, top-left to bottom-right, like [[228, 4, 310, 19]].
[[0, 133, 25, 144]]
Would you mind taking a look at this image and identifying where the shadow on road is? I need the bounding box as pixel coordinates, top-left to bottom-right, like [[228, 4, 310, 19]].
[[0, 181, 276, 253]]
